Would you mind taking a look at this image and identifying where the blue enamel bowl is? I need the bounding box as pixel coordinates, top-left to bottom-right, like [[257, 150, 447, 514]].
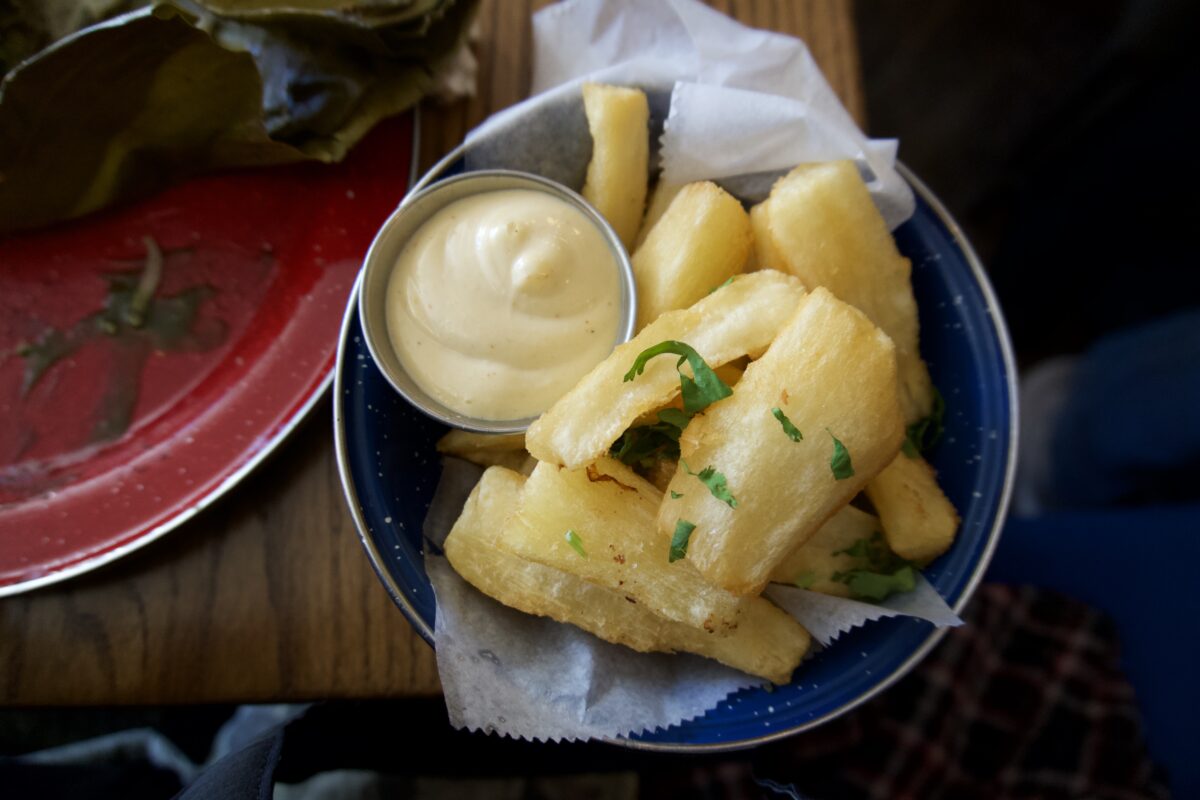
[[334, 114, 1017, 752]]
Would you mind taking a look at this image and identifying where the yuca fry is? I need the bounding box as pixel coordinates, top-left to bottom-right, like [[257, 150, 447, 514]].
[[631, 182, 752, 331], [759, 160, 933, 422], [748, 201, 784, 271], [659, 287, 905, 595], [761, 163, 959, 555], [633, 180, 683, 250], [496, 457, 752, 634], [446, 467, 809, 683], [769, 505, 881, 597], [436, 430, 530, 472], [526, 270, 805, 469], [446, 467, 660, 651], [866, 453, 960, 564], [581, 83, 649, 249]]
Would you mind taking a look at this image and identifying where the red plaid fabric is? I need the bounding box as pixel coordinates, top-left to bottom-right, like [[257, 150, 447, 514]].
[[644, 584, 1168, 799]]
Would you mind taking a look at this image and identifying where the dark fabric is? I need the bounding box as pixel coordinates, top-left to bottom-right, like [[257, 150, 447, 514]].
[[0, 760, 182, 800], [989, 505, 1200, 797], [174, 585, 1163, 800], [173, 730, 282, 800], [748, 585, 1168, 800], [1048, 309, 1200, 508]]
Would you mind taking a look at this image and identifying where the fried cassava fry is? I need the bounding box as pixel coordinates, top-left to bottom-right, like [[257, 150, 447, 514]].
[[526, 270, 805, 469], [446, 466, 809, 683], [659, 288, 905, 595]]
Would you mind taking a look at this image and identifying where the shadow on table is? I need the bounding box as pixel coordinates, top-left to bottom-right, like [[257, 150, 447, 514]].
[[0, 572, 1171, 800]]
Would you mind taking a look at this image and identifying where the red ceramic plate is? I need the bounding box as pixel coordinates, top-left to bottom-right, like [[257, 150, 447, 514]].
[[0, 113, 416, 595]]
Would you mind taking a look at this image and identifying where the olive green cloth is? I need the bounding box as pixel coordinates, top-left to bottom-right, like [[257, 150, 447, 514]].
[[0, 0, 476, 234]]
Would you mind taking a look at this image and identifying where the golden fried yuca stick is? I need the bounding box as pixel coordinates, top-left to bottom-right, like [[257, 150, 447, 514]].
[[760, 160, 933, 423], [633, 180, 683, 250], [436, 430, 530, 471], [865, 453, 960, 564], [748, 201, 784, 271], [581, 83, 649, 249], [495, 457, 755, 634], [446, 467, 661, 652], [526, 270, 805, 469], [445, 467, 809, 683], [769, 505, 881, 598], [762, 163, 960, 559], [631, 181, 753, 331], [692, 586, 810, 683], [659, 287, 905, 595]]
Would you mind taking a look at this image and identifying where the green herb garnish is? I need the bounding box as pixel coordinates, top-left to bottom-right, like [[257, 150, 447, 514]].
[[708, 276, 735, 294], [610, 408, 690, 468], [564, 529, 587, 558], [771, 407, 803, 442], [831, 532, 917, 601], [656, 407, 693, 429], [839, 565, 917, 601], [624, 340, 733, 414], [827, 430, 854, 480], [902, 387, 946, 458], [670, 490, 683, 499], [669, 519, 696, 562], [793, 571, 817, 590], [682, 459, 738, 508], [834, 531, 892, 563]]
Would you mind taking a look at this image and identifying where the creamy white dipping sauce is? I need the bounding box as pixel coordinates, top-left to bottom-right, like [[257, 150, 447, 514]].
[[385, 188, 621, 421]]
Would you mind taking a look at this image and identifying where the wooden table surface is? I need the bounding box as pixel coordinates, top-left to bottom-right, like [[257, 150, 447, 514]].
[[0, 0, 864, 706]]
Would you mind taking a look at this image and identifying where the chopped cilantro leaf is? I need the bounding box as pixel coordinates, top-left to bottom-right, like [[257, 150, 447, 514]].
[[669, 519, 696, 562], [793, 571, 816, 590], [623, 340, 733, 414], [842, 565, 917, 601], [827, 429, 854, 480], [831, 533, 918, 601], [835, 532, 889, 565], [903, 387, 946, 458], [771, 407, 803, 441], [834, 538, 870, 559], [610, 427, 675, 468], [656, 407, 693, 430], [610, 408, 690, 468], [707, 276, 735, 295], [682, 459, 738, 508], [670, 490, 683, 499], [564, 529, 587, 558]]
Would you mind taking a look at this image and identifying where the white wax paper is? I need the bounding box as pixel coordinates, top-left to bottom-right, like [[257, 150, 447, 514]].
[[425, 459, 759, 743], [425, 0, 960, 742], [427, 457, 962, 742], [766, 576, 964, 648], [467, 0, 914, 228]]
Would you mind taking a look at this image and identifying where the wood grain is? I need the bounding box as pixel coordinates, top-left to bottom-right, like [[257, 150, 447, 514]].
[[1, 406, 443, 704], [0, 0, 864, 705]]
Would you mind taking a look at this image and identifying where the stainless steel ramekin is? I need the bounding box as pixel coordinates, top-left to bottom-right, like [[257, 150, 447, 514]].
[[357, 170, 637, 433]]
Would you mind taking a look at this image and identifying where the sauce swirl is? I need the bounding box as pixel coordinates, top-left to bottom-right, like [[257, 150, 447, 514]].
[[386, 188, 621, 420]]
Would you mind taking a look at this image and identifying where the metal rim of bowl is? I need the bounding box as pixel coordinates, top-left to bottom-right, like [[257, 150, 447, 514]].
[[356, 168, 637, 434], [333, 150, 1020, 753]]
